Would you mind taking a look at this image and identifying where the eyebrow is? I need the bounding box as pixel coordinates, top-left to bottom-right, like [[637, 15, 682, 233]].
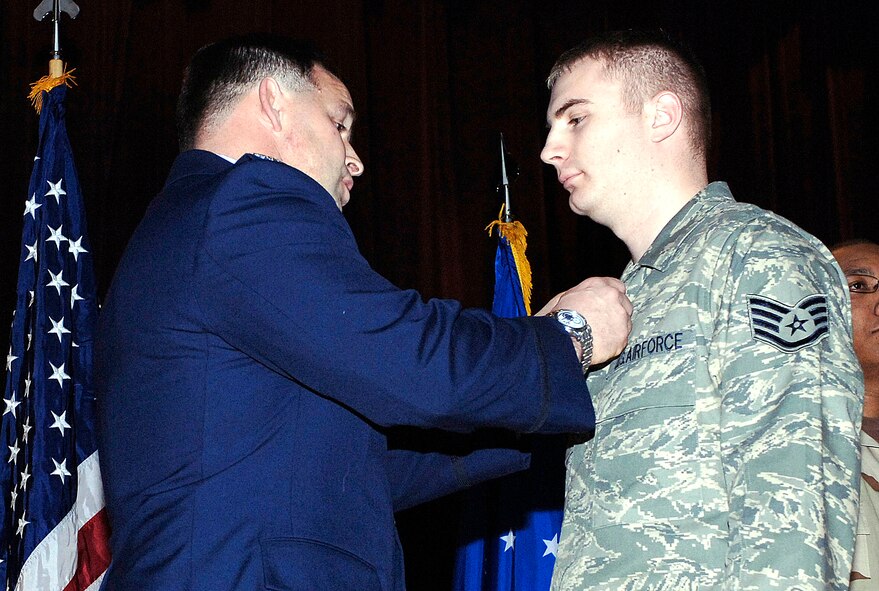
[[547, 98, 592, 126], [844, 267, 875, 275], [335, 101, 356, 124]]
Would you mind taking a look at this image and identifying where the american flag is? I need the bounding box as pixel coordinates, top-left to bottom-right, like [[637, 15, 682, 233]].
[[0, 82, 110, 590]]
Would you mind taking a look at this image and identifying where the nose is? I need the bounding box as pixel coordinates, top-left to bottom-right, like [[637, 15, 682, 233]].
[[540, 128, 565, 165], [346, 143, 364, 177]]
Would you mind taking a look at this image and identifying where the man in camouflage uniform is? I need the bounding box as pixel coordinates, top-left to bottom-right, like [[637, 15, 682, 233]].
[[539, 30, 863, 590]]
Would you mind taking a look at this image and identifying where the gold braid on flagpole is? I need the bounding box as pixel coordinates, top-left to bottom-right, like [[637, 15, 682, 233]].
[[485, 204, 533, 315], [28, 65, 77, 114]]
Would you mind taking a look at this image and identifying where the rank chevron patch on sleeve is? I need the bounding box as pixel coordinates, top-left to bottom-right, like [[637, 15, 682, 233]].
[[747, 293, 829, 352]]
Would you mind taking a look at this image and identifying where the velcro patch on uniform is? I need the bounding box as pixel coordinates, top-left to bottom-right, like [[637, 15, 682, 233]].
[[747, 294, 829, 352]]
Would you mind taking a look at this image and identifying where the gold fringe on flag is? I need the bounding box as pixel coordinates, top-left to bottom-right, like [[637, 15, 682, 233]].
[[485, 205, 533, 315], [28, 65, 77, 114]]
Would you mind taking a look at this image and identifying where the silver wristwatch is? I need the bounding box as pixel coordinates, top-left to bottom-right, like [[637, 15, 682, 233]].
[[549, 309, 593, 374]]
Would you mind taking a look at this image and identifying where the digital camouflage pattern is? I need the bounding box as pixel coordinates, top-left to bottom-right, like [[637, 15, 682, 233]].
[[551, 182, 863, 591], [851, 431, 879, 588]]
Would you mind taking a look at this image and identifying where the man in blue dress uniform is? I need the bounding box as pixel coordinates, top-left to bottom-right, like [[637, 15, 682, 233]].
[[95, 34, 633, 590]]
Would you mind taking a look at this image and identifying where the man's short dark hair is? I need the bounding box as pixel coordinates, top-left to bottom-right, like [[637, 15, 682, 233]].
[[830, 238, 879, 252], [176, 33, 327, 151], [547, 29, 711, 158]]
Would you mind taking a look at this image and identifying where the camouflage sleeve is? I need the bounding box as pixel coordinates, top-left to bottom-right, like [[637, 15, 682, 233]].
[[709, 221, 863, 591]]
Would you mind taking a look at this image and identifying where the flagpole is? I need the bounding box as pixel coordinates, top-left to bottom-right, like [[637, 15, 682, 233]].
[[486, 133, 530, 315], [499, 133, 512, 223], [32, 0, 80, 78], [50, 0, 63, 78], [456, 135, 550, 591], [29, 0, 80, 113]]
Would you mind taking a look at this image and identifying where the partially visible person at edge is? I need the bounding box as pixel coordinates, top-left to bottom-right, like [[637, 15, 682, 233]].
[[94, 34, 633, 591], [832, 240, 879, 590], [539, 29, 863, 590]]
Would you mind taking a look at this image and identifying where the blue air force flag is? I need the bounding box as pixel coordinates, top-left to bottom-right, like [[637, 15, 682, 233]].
[[453, 216, 565, 591]]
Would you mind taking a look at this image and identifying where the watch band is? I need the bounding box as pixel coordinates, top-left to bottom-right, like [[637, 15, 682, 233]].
[[580, 319, 592, 376], [548, 309, 593, 374], [578, 321, 593, 372]]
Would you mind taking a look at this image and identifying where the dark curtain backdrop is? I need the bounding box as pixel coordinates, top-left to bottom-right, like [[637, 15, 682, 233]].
[[1, 1, 876, 588]]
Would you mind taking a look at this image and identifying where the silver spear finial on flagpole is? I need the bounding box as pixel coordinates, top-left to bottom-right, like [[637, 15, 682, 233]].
[[33, 0, 80, 76], [499, 133, 512, 223]]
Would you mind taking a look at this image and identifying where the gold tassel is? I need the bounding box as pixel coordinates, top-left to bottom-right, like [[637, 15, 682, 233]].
[[28, 65, 77, 114], [485, 205, 533, 315]]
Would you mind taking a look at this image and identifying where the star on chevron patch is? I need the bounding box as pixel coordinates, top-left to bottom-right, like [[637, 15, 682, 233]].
[[747, 293, 829, 352]]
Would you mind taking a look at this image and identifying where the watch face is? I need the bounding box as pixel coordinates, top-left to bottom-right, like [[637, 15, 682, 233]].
[[558, 309, 586, 329]]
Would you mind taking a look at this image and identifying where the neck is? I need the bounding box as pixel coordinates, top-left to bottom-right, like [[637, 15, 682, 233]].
[[193, 90, 275, 164], [196, 126, 271, 164], [864, 374, 879, 420], [616, 173, 708, 262]]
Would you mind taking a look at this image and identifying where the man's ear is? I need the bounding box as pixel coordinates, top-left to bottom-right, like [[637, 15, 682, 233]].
[[650, 91, 683, 143], [259, 77, 284, 132]]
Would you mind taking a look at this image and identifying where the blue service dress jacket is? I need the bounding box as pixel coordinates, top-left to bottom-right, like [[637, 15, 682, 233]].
[[95, 150, 594, 591]]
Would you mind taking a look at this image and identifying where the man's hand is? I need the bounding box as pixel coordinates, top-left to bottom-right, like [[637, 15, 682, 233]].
[[538, 277, 633, 366]]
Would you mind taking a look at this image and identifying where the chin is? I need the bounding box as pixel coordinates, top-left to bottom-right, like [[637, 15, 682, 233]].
[[568, 194, 591, 217]]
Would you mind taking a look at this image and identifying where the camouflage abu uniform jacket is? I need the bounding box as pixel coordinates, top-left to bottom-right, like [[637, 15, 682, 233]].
[[551, 182, 863, 591]]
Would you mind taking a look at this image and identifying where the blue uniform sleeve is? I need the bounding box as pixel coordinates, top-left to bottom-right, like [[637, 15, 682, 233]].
[[193, 159, 593, 434], [384, 446, 529, 512]]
